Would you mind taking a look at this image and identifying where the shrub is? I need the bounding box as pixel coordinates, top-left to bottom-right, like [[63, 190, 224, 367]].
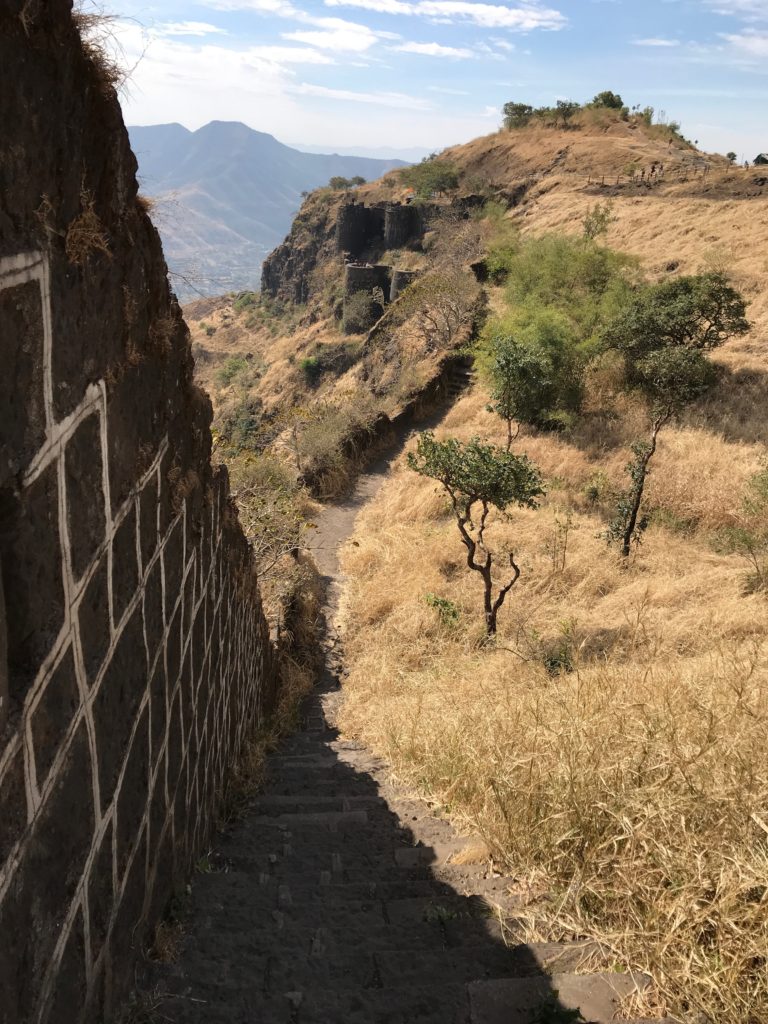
[[590, 90, 624, 109], [502, 102, 534, 129], [233, 290, 258, 313], [299, 356, 322, 385], [216, 356, 249, 388], [399, 158, 459, 198], [343, 291, 381, 335]]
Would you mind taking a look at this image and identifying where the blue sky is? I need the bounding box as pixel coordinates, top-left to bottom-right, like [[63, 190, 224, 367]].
[[109, 0, 768, 158]]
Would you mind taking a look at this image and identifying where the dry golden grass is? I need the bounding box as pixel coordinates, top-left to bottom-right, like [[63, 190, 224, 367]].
[[338, 385, 768, 1023]]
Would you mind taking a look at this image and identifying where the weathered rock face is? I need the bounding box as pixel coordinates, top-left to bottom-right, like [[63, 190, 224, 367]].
[[260, 192, 339, 304], [0, 4, 277, 1022]]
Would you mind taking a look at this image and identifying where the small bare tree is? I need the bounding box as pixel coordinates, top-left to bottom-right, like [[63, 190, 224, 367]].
[[396, 272, 480, 352], [408, 432, 544, 635]]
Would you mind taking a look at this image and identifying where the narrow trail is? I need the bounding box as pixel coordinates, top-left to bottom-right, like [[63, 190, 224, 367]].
[[140, 426, 660, 1024]]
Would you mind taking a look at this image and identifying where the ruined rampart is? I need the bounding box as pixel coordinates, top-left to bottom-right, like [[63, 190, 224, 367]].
[[0, 4, 277, 1021]]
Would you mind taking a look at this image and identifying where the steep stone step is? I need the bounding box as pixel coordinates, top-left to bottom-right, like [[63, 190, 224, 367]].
[[153, 978, 471, 1024], [251, 793, 385, 813], [468, 971, 652, 1024]]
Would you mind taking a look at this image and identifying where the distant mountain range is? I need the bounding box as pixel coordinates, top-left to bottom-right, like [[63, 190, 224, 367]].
[[128, 121, 409, 301]]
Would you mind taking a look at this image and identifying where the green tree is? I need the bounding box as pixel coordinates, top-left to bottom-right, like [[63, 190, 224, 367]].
[[603, 274, 750, 557], [726, 152, 737, 164], [408, 433, 544, 634], [600, 272, 750, 361], [350, 175, 366, 186], [556, 99, 580, 128], [591, 90, 624, 109], [399, 158, 459, 198], [328, 175, 352, 190], [715, 461, 768, 592], [582, 201, 616, 241], [502, 102, 534, 129], [485, 336, 554, 448]]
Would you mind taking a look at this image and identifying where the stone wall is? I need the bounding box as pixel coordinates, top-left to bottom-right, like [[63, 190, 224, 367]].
[[383, 203, 420, 249], [343, 263, 392, 298], [335, 202, 385, 257], [0, 4, 277, 1022]]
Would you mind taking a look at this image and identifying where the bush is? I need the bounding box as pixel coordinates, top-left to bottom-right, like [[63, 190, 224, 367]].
[[233, 290, 258, 313], [299, 356, 322, 385], [217, 356, 249, 388], [343, 291, 381, 334], [216, 396, 267, 453], [590, 90, 624, 109], [399, 158, 459, 198], [502, 102, 534, 129]]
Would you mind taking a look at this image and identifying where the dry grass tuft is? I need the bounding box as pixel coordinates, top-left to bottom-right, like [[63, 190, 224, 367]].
[[338, 386, 768, 1023], [72, 2, 127, 93], [136, 194, 157, 216], [65, 189, 111, 265], [147, 919, 184, 964]]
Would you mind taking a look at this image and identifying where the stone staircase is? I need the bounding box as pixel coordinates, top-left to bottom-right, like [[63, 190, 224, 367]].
[[139, 671, 664, 1024], [445, 361, 476, 403]]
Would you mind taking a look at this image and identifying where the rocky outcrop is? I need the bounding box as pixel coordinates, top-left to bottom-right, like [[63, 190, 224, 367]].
[[0, 4, 277, 1022]]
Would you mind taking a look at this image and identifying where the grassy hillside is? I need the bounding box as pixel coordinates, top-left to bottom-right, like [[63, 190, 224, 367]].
[[186, 111, 768, 1019]]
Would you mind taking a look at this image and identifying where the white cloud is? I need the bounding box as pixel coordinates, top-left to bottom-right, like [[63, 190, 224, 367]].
[[723, 28, 768, 52], [395, 40, 474, 55], [284, 24, 381, 51], [633, 37, 681, 46], [323, 0, 567, 30], [427, 84, 470, 93], [705, 0, 768, 19], [293, 82, 432, 108], [156, 21, 228, 36]]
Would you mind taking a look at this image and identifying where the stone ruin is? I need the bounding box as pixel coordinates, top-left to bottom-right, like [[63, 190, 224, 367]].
[[0, 4, 278, 1021]]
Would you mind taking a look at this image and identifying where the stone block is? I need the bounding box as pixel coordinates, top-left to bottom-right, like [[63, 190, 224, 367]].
[[143, 557, 164, 668], [112, 500, 138, 625], [166, 607, 182, 689], [88, 819, 115, 952], [41, 906, 87, 1024], [30, 644, 79, 787], [166, 691, 183, 798], [148, 753, 167, 854], [148, 656, 167, 766], [92, 609, 146, 814], [0, 742, 27, 866], [1, 461, 64, 703], [108, 826, 148, 1010], [65, 411, 106, 581], [0, 281, 46, 478], [78, 559, 110, 686], [139, 470, 159, 570], [117, 704, 149, 879], [163, 519, 183, 622], [0, 720, 94, 1023]]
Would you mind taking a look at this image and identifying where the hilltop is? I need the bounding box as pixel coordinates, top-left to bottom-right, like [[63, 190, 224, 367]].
[[186, 111, 768, 476], [129, 121, 407, 299]]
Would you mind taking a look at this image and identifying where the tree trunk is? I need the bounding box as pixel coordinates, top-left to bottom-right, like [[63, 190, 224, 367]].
[[621, 414, 667, 558]]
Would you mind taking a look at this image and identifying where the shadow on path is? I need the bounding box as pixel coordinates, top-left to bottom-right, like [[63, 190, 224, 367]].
[[140, 651, 650, 1023]]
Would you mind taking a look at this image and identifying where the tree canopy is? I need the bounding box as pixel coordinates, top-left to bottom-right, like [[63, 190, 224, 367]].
[[407, 433, 544, 514], [399, 158, 459, 198], [600, 272, 750, 358]]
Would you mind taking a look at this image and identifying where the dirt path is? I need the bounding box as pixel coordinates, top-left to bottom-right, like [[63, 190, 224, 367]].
[[137, 441, 660, 1024]]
